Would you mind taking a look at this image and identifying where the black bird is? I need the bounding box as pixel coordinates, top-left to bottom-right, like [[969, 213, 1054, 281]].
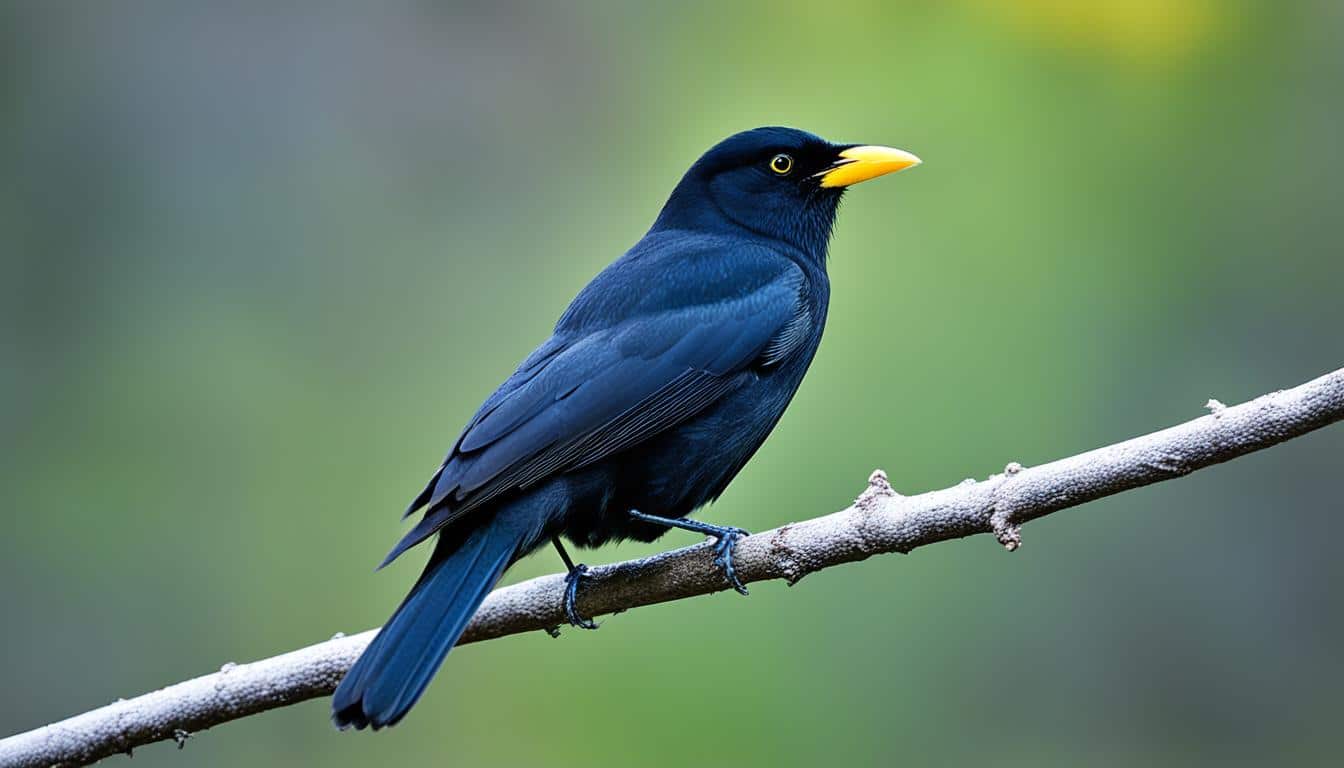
[[332, 127, 920, 729]]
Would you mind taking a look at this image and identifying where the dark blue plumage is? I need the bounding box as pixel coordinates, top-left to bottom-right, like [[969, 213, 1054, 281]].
[[333, 127, 919, 730]]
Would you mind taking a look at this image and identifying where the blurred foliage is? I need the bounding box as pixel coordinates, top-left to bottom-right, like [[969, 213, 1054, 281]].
[[3, 2, 1342, 766]]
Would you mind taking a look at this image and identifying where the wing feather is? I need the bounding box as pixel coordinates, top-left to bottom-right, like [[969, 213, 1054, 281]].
[[383, 243, 811, 565]]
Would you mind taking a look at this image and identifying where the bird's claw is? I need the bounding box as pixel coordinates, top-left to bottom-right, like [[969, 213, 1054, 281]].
[[625, 509, 750, 596], [562, 563, 598, 630], [712, 527, 751, 595]]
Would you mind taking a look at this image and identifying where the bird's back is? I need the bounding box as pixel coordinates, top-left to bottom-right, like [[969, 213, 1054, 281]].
[[390, 230, 829, 559]]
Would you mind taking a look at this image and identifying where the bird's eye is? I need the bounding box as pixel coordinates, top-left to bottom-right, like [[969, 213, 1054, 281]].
[[769, 154, 794, 175]]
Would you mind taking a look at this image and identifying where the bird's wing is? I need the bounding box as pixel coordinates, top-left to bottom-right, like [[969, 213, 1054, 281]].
[[382, 247, 810, 566]]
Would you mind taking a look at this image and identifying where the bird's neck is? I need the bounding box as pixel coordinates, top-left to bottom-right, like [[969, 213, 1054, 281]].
[[651, 180, 838, 268]]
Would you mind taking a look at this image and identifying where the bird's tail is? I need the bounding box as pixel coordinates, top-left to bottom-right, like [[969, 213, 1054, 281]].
[[332, 516, 518, 730]]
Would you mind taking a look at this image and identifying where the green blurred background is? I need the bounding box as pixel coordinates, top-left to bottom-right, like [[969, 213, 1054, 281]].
[[4, 1, 1342, 766]]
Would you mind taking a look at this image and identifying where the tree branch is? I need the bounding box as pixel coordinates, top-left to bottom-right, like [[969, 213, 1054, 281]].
[[4, 366, 1343, 768]]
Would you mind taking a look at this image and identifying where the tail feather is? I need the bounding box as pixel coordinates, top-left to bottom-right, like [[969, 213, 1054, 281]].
[[332, 520, 517, 730]]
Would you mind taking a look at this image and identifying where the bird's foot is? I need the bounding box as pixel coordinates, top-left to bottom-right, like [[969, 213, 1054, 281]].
[[562, 563, 598, 630], [711, 526, 751, 596], [550, 535, 597, 631], [628, 509, 751, 596]]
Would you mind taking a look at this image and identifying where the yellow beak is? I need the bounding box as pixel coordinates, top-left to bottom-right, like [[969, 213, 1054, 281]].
[[817, 145, 922, 188]]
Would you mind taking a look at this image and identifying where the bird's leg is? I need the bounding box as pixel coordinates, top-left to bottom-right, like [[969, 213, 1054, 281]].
[[628, 510, 751, 595], [551, 536, 597, 631]]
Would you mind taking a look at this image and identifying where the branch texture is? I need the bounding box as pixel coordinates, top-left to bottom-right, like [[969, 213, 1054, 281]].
[[4, 366, 1343, 768]]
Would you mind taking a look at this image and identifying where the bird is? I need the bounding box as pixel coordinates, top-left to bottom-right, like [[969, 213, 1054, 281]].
[[331, 126, 920, 730]]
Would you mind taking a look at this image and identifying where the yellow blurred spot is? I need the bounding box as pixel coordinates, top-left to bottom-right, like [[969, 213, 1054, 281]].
[[970, 0, 1223, 67]]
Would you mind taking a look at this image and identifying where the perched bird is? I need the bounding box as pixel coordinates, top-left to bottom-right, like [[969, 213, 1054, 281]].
[[332, 126, 920, 730]]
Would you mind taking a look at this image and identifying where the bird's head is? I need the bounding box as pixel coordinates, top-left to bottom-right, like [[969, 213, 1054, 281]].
[[654, 126, 920, 258]]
